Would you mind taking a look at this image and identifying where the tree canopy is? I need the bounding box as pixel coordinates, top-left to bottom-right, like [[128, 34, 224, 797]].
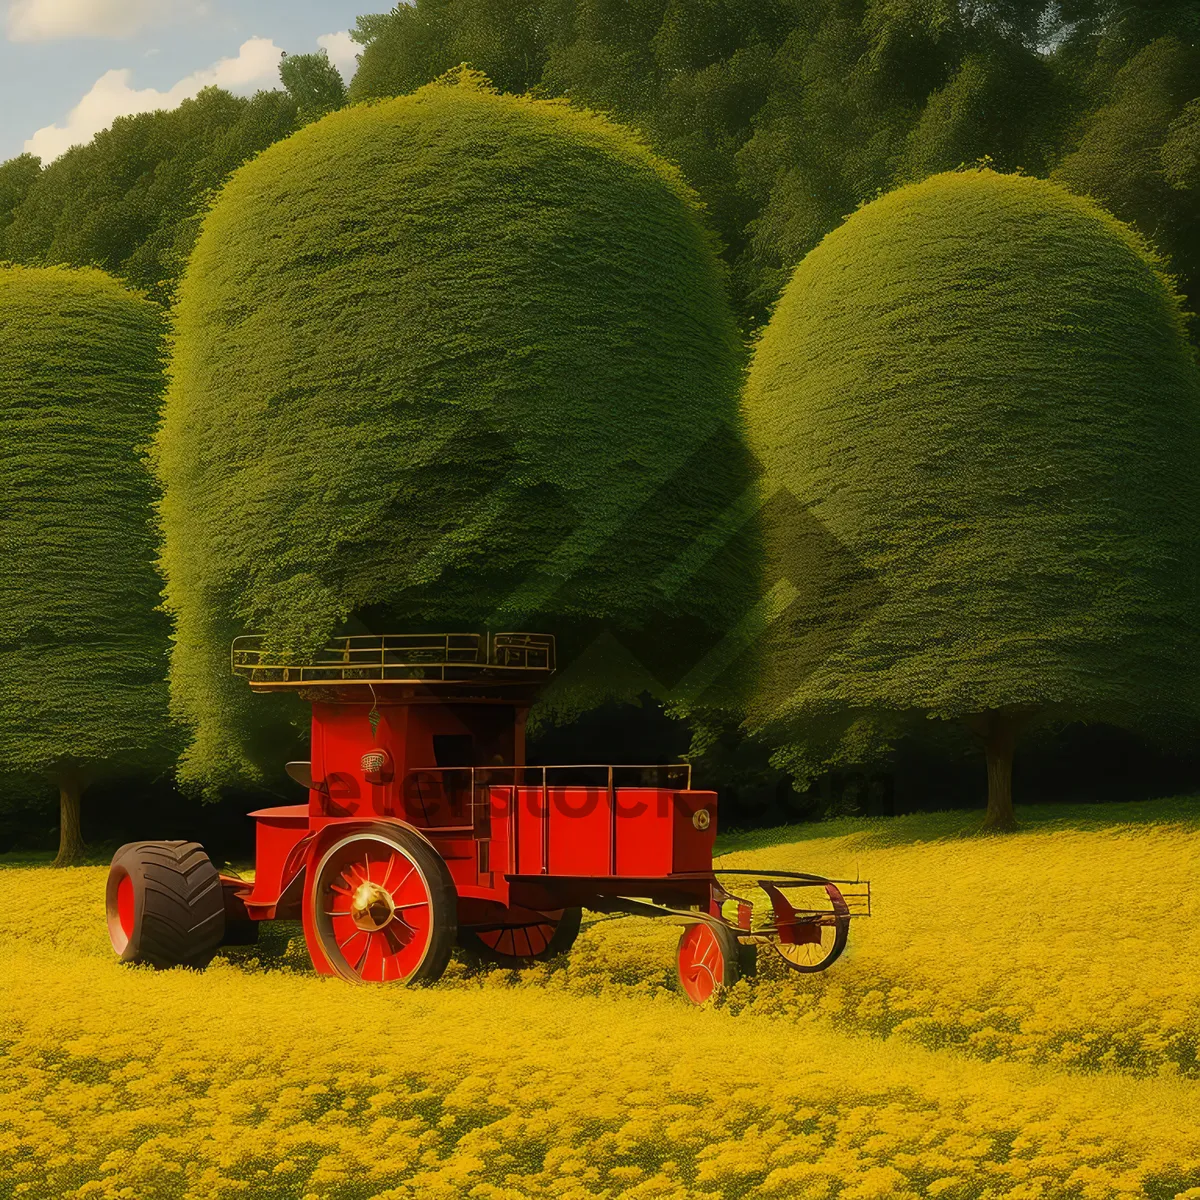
[[0, 265, 170, 861], [280, 50, 349, 124], [2, 2, 1198, 335], [157, 71, 748, 791], [343, 1, 1200, 334], [0, 87, 299, 304], [743, 168, 1200, 825]]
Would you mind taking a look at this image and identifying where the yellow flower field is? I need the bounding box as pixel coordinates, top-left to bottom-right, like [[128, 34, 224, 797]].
[[2, 798, 1199, 1199]]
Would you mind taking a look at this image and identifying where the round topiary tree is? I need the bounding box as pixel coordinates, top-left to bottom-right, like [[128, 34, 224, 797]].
[[744, 168, 1200, 829], [0, 264, 170, 864], [157, 70, 749, 790]]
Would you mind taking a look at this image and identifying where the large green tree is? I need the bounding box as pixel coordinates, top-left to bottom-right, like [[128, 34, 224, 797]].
[[0, 265, 170, 864], [156, 71, 749, 792], [1053, 37, 1200, 336], [280, 50, 349, 124], [349, 0, 550, 102], [743, 169, 1200, 829], [0, 153, 40, 243], [347, 2, 1200, 337], [1, 87, 299, 303]]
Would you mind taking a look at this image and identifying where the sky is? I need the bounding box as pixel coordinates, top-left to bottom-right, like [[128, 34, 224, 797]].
[[0, 0, 380, 163]]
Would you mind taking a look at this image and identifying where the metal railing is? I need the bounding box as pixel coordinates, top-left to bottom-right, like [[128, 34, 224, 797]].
[[231, 632, 556, 686], [403, 762, 692, 798]]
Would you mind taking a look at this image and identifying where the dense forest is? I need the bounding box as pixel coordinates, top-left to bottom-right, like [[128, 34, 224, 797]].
[[2, 0, 1200, 858], [3, 1, 1198, 330]]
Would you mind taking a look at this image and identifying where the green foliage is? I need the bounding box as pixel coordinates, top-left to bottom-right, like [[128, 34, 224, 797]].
[[743, 169, 1200, 777], [0, 87, 299, 303], [0, 153, 40, 247], [1163, 97, 1200, 192], [347, 2, 1200, 341], [279, 50, 348, 124], [0, 265, 170, 779], [897, 44, 1068, 182], [1053, 37, 1200, 333], [2, 2, 1187, 338], [158, 74, 747, 790], [349, 0, 549, 101]]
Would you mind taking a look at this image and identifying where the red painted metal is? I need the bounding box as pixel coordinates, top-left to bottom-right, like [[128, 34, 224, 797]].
[[205, 632, 870, 1002], [116, 873, 134, 938], [476, 906, 562, 957], [310, 837, 435, 981], [676, 923, 728, 1004]]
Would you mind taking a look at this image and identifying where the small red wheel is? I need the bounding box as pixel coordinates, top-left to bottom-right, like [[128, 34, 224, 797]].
[[773, 918, 848, 972], [459, 906, 582, 966], [676, 920, 740, 1004], [308, 824, 455, 984]]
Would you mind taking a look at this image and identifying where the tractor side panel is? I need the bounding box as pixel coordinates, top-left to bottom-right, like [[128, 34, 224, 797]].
[[514, 786, 611, 875], [613, 788, 673, 877], [246, 805, 309, 912], [613, 789, 718, 876], [669, 790, 718, 874], [549, 787, 610, 875], [310, 703, 375, 819]]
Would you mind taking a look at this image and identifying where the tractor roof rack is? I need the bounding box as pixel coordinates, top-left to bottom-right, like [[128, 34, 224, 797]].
[[231, 632, 555, 689]]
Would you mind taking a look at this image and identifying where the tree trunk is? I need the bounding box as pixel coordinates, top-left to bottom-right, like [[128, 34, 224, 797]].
[[52, 766, 87, 867], [975, 712, 1018, 831]]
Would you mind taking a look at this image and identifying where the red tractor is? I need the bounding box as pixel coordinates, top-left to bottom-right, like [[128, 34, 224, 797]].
[[106, 633, 869, 1002]]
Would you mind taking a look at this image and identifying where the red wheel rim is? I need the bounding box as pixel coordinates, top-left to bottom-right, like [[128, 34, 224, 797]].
[[478, 908, 562, 958], [116, 874, 135, 937], [678, 923, 726, 1004], [315, 839, 433, 982], [107, 866, 137, 956]]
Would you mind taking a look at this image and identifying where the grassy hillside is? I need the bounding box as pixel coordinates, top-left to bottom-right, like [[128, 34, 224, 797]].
[[2, 799, 1198, 1198]]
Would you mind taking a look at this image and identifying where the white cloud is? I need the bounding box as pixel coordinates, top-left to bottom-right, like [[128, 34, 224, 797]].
[[24, 36, 283, 161], [316, 29, 358, 84], [6, 0, 202, 42]]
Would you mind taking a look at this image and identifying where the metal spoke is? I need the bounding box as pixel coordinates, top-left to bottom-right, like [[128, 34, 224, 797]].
[[338, 928, 367, 955], [353, 934, 372, 974], [382, 921, 412, 956], [388, 863, 416, 899], [381, 851, 403, 891]]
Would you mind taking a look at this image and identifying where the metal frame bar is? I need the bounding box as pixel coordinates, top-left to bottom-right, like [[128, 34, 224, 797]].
[[231, 631, 556, 686]]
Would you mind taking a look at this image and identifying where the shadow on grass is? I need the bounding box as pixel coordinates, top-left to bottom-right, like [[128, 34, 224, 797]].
[[215, 919, 314, 973], [715, 793, 1200, 856]]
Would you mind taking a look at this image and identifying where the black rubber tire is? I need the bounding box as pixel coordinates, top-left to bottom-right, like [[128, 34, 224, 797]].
[[106, 840, 225, 969], [310, 822, 457, 984], [458, 905, 583, 967]]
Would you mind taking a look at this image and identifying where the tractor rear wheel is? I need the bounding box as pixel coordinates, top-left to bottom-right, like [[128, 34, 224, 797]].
[[458, 905, 582, 967], [307, 824, 456, 984], [106, 841, 225, 969], [676, 920, 740, 1004]]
